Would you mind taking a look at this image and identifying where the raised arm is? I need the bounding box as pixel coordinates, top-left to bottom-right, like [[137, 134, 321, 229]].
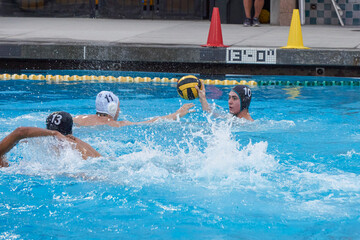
[[140, 103, 195, 123], [0, 127, 63, 167], [113, 103, 195, 127], [195, 80, 211, 113], [159, 103, 195, 120]]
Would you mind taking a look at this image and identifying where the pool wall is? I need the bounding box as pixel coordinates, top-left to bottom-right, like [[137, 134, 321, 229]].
[[1, 18, 360, 78], [1, 44, 360, 77]]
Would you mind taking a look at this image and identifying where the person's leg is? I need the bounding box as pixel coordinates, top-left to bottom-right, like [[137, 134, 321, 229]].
[[243, 0, 253, 26], [243, 0, 253, 19], [252, 0, 264, 26], [253, 0, 265, 18]]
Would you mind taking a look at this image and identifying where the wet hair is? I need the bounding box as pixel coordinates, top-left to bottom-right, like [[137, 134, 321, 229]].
[[46, 111, 73, 135], [232, 85, 252, 111]]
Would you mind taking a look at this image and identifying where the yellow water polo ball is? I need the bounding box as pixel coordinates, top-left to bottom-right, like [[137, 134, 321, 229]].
[[259, 9, 270, 24], [177, 75, 202, 100]]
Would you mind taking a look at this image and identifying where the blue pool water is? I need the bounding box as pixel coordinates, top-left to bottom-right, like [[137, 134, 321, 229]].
[[1, 72, 360, 239]]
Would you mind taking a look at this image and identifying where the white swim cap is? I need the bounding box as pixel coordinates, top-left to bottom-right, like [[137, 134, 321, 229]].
[[95, 91, 119, 118]]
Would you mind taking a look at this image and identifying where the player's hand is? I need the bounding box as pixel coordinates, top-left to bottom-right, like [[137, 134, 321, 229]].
[[176, 103, 195, 117], [195, 80, 206, 100]]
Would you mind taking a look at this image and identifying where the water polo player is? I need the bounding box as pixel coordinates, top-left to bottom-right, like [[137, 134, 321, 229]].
[[74, 90, 195, 127], [195, 82, 254, 121], [0, 111, 101, 167]]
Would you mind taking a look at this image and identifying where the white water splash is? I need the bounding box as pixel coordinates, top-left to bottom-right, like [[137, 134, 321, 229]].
[[5, 137, 86, 177], [2, 114, 360, 222], [339, 149, 360, 158]]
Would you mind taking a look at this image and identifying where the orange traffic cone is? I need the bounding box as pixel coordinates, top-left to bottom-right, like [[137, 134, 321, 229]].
[[202, 7, 229, 47]]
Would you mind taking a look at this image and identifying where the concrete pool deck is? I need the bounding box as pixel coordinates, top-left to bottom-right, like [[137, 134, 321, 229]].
[[0, 17, 359, 77]]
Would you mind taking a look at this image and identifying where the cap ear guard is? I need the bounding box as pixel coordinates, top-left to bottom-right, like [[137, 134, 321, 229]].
[[107, 102, 118, 118], [241, 86, 251, 111]]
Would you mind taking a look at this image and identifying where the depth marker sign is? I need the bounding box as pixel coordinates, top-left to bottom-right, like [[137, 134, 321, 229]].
[[226, 48, 276, 64]]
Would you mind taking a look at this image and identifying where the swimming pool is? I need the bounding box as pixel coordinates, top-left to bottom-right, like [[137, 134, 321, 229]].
[[1, 72, 360, 239]]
